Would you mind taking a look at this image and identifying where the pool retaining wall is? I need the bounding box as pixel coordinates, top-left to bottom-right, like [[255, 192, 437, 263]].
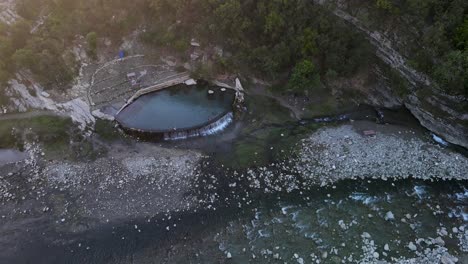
[[114, 77, 245, 140], [117, 111, 234, 141]]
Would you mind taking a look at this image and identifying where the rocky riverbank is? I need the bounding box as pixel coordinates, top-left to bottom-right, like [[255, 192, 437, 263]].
[[0, 116, 467, 262], [1, 120, 465, 227], [213, 121, 468, 200], [296, 121, 468, 185], [314, 0, 468, 149], [0, 140, 202, 260]]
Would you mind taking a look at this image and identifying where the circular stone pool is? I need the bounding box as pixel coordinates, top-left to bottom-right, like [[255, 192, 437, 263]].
[[116, 84, 236, 139]]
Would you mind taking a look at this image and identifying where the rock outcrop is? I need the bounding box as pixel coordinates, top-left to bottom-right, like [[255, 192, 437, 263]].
[[4, 75, 95, 132], [0, 0, 18, 25], [315, 0, 468, 148]]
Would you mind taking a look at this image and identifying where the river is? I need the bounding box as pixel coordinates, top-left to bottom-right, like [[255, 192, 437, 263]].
[[8, 179, 467, 263], [0, 97, 466, 263]]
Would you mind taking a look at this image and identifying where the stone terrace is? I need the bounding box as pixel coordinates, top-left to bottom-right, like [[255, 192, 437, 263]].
[[89, 56, 186, 113]]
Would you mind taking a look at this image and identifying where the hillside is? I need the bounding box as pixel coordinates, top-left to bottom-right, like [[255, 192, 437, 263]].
[[0, 0, 466, 146]]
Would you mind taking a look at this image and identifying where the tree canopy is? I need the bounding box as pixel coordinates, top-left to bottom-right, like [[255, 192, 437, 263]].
[[0, 0, 465, 96]]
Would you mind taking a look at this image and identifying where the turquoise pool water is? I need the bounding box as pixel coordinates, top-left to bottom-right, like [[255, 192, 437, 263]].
[[116, 85, 235, 132]]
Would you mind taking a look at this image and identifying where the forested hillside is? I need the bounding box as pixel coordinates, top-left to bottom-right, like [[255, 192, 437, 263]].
[[0, 0, 467, 97], [143, 0, 468, 96]]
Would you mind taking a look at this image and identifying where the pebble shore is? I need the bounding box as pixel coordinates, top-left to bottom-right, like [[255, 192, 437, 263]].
[[0, 121, 466, 262], [296, 121, 468, 185]]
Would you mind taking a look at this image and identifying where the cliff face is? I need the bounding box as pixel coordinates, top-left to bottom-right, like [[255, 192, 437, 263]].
[[0, 0, 18, 25], [316, 0, 468, 148]]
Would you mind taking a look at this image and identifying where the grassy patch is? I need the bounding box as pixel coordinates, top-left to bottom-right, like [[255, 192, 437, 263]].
[[303, 96, 339, 118], [0, 116, 72, 150], [244, 95, 294, 129], [0, 115, 103, 161], [94, 119, 125, 142], [0, 121, 19, 149]]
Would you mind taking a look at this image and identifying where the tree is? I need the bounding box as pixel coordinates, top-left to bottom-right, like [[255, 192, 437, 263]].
[[375, 0, 395, 13], [0, 22, 7, 36], [16, 0, 44, 20], [12, 48, 37, 71], [0, 61, 10, 84], [264, 11, 285, 39], [433, 50, 468, 96], [287, 60, 322, 95], [11, 20, 31, 48], [86, 32, 98, 59], [213, 0, 251, 47], [455, 17, 468, 50], [299, 27, 318, 57], [0, 36, 13, 59]]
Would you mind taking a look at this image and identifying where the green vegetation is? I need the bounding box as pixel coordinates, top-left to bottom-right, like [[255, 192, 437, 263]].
[[376, 0, 392, 10], [15, 0, 45, 21], [365, 0, 468, 96], [94, 119, 126, 142], [0, 0, 146, 89], [434, 50, 468, 95], [141, 0, 375, 88], [1, 16, 76, 89], [304, 96, 340, 118], [375, 0, 398, 14], [287, 60, 322, 95], [0, 0, 465, 97], [455, 17, 468, 50], [86, 32, 98, 60], [0, 116, 72, 151], [0, 115, 103, 160], [451, 16, 468, 95], [141, 0, 466, 95]]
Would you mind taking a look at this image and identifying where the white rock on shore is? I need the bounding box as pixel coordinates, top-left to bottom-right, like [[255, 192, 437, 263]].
[[92, 109, 115, 121], [8, 78, 95, 132], [295, 122, 468, 184]]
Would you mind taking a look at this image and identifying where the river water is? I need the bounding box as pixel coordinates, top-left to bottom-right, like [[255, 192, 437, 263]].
[[17, 178, 466, 263], [0, 149, 27, 166], [211, 179, 467, 263]]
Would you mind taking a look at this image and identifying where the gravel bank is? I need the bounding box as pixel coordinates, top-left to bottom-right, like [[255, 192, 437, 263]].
[[296, 121, 468, 185], [0, 120, 466, 263], [0, 141, 202, 236]]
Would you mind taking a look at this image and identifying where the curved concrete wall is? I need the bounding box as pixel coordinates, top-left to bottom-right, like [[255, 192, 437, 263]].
[[118, 111, 234, 141]]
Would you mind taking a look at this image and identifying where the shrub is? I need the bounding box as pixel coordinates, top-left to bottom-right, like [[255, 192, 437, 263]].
[[86, 32, 98, 59], [287, 60, 322, 95]]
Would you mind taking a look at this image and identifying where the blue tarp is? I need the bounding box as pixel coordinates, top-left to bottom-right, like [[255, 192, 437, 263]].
[[119, 50, 125, 59]]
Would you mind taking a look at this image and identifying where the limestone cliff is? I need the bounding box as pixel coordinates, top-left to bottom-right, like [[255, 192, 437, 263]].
[[316, 0, 468, 148]]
